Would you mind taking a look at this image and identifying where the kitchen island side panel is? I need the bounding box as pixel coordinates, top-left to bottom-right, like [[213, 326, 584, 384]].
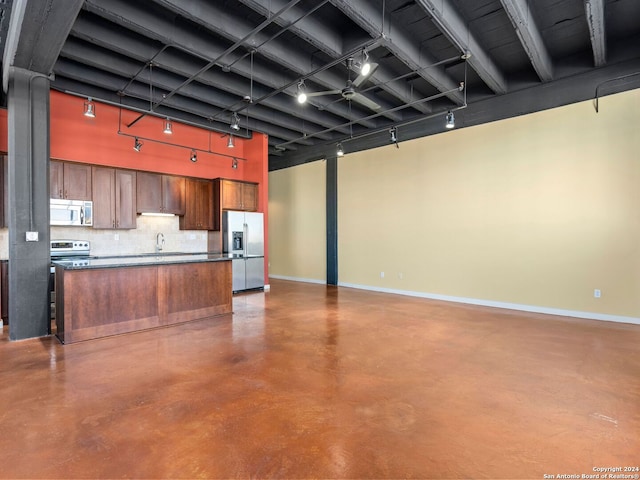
[[56, 266, 160, 344], [56, 259, 233, 344], [159, 260, 232, 325]]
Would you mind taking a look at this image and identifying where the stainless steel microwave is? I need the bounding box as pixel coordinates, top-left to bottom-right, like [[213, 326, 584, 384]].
[[50, 199, 93, 226]]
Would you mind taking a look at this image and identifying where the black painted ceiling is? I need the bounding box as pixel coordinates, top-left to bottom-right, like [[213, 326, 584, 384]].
[[2, 0, 640, 170]]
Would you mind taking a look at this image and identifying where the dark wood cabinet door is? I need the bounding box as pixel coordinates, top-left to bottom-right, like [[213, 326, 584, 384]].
[[162, 175, 186, 215], [92, 166, 116, 229], [50, 160, 65, 199], [64, 163, 92, 200], [0, 156, 6, 228], [115, 169, 137, 229], [221, 179, 242, 210], [197, 179, 214, 230], [242, 182, 258, 212], [180, 178, 212, 230], [136, 172, 163, 213]]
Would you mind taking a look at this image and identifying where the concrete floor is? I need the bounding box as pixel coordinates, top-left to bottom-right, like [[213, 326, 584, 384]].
[[1, 279, 639, 479]]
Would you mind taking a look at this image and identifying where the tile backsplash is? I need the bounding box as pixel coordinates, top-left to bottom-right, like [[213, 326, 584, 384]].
[[2, 215, 207, 259], [52, 215, 209, 256]]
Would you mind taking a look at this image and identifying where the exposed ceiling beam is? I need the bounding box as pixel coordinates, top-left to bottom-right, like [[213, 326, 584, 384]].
[[59, 38, 340, 142], [499, 0, 554, 82], [237, 0, 432, 114], [3, 0, 84, 91], [330, 0, 464, 105], [151, 0, 402, 123], [584, 0, 606, 67], [414, 0, 508, 94], [82, 0, 380, 129], [68, 17, 354, 136]]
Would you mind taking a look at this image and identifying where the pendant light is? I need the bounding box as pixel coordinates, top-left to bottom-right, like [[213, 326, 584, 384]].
[[84, 98, 96, 117], [227, 135, 235, 148]]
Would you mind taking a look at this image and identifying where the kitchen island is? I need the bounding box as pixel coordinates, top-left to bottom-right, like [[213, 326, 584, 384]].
[[54, 254, 233, 344]]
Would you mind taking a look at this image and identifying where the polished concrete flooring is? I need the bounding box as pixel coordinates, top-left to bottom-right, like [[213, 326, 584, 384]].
[[1, 279, 639, 479]]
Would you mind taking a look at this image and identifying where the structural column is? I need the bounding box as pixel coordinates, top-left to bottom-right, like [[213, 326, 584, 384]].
[[7, 67, 51, 340], [326, 156, 338, 286]]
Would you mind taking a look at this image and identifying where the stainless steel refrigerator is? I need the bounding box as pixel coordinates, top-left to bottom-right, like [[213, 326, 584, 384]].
[[222, 211, 265, 292]]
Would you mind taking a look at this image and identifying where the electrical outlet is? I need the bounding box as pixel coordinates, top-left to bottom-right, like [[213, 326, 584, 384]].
[[25, 231, 38, 242], [398, 272, 403, 279], [114, 233, 119, 241], [380, 271, 385, 278], [189, 234, 196, 240], [594, 289, 601, 298]]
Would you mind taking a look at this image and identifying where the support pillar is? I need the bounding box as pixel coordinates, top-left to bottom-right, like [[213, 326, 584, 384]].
[[7, 67, 51, 340], [326, 156, 338, 286]]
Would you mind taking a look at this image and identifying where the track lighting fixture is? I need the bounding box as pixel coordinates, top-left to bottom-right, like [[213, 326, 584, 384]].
[[133, 137, 143, 152], [446, 111, 455, 129], [163, 117, 173, 134], [390, 126, 398, 145], [190, 150, 197, 163], [83, 97, 96, 117], [232, 157, 238, 169], [337, 143, 344, 157], [296, 81, 307, 104], [360, 49, 371, 76], [227, 134, 235, 148], [230, 112, 240, 131]]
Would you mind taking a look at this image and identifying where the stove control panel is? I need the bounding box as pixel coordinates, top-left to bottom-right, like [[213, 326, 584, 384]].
[[50, 240, 91, 257]]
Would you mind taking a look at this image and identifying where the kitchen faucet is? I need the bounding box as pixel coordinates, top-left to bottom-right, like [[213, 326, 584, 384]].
[[156, 232, 165, 254]]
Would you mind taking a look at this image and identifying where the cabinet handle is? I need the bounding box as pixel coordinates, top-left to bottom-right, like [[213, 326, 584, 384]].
[[112, 220, 115, 228], [59, 189, 63, 198]]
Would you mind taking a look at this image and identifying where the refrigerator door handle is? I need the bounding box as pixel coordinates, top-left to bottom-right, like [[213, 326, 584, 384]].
[[243, 222, 248, 256]]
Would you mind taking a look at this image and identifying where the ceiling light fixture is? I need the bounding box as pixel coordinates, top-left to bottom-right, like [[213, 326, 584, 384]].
[[83, 97, 96, 117], [232, 157, 238, 169], [337, 143, 344, 157], [227, 134, 235, 148], [190, 149, 197, 163], [230, 112, 240, 131], [360, 49, 371, 76], [445, 111, 455, 129], [390, 126, 398, 144], [133, 137, 143, 152], [390, 127, 400, 149], [163, 117, 173, 134], [296, 80, 307, 104]]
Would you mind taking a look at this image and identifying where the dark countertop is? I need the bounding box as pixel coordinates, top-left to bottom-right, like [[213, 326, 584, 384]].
[[52, 252, 239, 270]]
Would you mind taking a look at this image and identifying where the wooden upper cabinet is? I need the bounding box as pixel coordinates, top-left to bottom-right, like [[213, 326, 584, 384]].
[[50, 160, 92, 200], [216, 179, 258, 211], [136, 172, 185, 215], [92, 166, 136, 229], [180, 178, 213, 230]]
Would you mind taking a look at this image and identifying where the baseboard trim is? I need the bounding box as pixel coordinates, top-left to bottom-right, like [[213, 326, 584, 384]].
[[269, 274, 326, 285], [337, 282, 640, 326]]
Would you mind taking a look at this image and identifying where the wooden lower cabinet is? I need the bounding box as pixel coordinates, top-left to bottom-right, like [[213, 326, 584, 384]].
[[55, 260, 232, 344]]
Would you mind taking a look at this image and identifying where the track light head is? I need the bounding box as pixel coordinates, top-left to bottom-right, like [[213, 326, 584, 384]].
[[337, 143, 344, 157], [230, 112, 240, 131], [296, 81, 307, 104], [190, 150, 197, 163], [163, 117, 173, 134], [227, 134, 235, 148], [232, 157, 238, 169], [84, 98, 96, 118], [445, 111, 455, 129], [133, 137, 143, 152], [390, 127, 398, 144], [360, 49, 371, 76]]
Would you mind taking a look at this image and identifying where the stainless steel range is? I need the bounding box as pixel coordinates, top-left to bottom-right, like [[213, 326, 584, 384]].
[[50, 240, 91, 322]]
